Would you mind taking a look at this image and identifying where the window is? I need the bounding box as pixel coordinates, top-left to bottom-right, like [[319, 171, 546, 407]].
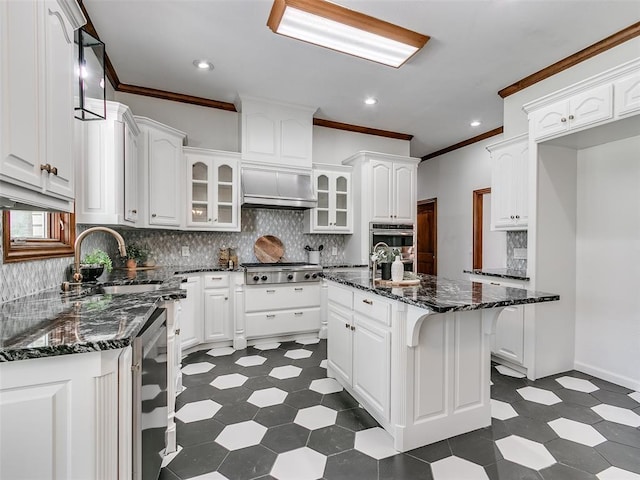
[[2, 210, 75, 263]]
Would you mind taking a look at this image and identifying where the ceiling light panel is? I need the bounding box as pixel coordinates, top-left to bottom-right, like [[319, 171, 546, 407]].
[[268, 0, 429, 68]]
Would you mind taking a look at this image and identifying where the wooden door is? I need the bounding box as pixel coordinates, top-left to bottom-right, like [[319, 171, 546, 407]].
[[417, 200, 437, 274]]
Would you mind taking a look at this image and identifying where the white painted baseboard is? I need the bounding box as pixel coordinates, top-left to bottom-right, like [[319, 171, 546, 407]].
[[574, 361, 640, 392]]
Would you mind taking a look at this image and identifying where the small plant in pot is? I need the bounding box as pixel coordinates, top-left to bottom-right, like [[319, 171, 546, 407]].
[[122, 243, 150, 269], [371, 245, 400, 280], [79, 249, 113, 282]]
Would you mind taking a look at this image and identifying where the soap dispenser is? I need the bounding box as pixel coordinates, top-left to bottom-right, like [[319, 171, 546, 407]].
[[391, 255, 404, 283]]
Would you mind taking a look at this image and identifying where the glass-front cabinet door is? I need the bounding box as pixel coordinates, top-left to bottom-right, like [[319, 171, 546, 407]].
[[190, 161, 210, 224], [306, 167, 352, 234], [185, 148, 240, 231]]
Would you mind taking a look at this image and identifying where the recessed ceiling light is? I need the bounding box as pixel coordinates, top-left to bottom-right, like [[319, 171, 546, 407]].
[[193, 60, 214, 70], [364, 97, 378, 105], [267, 0, 430, 68], [470, 120, 481, 127]]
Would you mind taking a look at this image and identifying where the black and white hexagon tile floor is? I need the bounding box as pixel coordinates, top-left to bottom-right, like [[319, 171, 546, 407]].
[[160, 340, 640, 480]]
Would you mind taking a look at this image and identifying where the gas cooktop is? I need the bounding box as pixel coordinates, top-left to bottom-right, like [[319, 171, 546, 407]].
[[241, 262, 322, 284]]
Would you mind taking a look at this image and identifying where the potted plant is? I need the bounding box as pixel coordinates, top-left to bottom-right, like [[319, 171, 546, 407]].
[[79, 248, 113, 282], [123, 242, 150, 269], [371, 245, 400, 280]]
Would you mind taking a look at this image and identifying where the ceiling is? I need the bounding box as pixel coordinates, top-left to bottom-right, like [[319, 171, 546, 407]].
[[83, 0, 640, 158]]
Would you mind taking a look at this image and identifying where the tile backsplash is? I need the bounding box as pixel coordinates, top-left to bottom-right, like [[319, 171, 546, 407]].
[[506, 231, 527, 271], [1, 209, 346, 303], [83, 209, 347, 268]]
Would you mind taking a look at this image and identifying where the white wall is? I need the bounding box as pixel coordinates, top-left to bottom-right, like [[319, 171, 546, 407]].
[[312, 126, 410, 165], [115, 91, 240, 151], [417, 135, 504, 279], [113, 91, 410, 161], [574, 135, 640, 389], [504, 37, 640, 136]]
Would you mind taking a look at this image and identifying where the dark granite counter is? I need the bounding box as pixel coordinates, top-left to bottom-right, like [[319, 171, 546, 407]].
[[0, 268, 200, 362], [463, 268, 530, 281], [322, 268, 557, 314]]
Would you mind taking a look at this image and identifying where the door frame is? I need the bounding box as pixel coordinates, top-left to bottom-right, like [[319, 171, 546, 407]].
[[417, 198, 437, 275], [472, 188, 491, 269]]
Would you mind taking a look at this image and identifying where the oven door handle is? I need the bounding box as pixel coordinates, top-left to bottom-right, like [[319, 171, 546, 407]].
[[371, 230, 414, 236]]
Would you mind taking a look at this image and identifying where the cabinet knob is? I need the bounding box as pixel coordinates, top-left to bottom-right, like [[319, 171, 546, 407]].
[[345, 323, 349, 329], [152, 213, 157, 217], [50, 166, 58, 176], [561, 117, 567, 123], [515, 215, 520, 219], [510, 215, 515, 219], [568, 114, 574, 120], [132, 210, 137, 214], [350, 325, 355, 331], [40, 164, 52, 174], [208, 218, 212, 222], [214, 218, 218, 222], [175, 328, 181, 335]]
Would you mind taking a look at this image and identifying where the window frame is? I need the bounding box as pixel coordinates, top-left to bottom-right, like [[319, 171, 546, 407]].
[[2, 211, 76, 263]]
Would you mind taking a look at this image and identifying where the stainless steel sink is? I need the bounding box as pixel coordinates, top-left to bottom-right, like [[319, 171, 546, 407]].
[[98, 284, 163, 294]]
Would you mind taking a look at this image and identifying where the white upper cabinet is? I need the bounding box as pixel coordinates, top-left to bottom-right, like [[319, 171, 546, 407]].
[[0, 0, 84, 211], [614, 71, 640, 117], [526, 59, 640, 143], [135, 116, 187, 228], [488, 134, 528, 230], [237, 95, 316, 169], [304, 165, 352, 234], [75, 101, 140, 225], [184, 147, 240, 231], [531, 84, 613, 141], [367, 158, 417, 223]]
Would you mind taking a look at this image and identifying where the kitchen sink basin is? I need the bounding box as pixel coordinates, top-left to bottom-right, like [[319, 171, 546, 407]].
[[98, 284, 162, 295]]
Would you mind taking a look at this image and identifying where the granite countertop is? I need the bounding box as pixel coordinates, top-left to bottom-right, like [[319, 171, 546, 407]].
[[322, 268, 558, 314], [463, 268, 530, 281], [0, 266, 207, 362]]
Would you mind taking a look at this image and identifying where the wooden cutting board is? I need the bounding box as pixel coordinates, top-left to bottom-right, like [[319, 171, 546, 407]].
[[254, 235, 284, 263]]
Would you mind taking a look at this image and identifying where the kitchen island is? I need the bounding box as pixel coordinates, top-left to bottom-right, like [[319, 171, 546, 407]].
[[321, 268, 559, 451]]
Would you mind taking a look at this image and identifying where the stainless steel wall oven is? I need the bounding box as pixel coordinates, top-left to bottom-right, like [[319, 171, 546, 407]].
[[369, 223, 416, 272]]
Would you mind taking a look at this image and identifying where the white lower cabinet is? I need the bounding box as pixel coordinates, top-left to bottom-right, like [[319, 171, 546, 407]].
[[203, 288, 231, 343], [327, 283, 392, 424], [0, 348, 129, 480], [180, 272, 237, 351], [243, 284, 321, 340], [180, 275, 202, 350]]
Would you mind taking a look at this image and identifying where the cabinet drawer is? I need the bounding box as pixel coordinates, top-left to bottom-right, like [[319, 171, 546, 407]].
[[203, 273, 229, 288], [328, 284, 353, 310], [245, 284, 321, 312], [245, 308, 320, 339], [353, 292, 391, 326]]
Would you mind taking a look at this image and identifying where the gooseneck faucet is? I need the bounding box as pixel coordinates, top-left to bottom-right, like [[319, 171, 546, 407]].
[[73, 227, 127, 283]]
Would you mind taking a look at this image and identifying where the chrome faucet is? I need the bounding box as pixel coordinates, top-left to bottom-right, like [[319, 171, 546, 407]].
[[73, 227, 127, 283], [371, 241, 389, 281]]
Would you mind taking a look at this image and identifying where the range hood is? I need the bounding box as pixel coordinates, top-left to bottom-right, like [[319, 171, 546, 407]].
[[241, 168, 317, 210]]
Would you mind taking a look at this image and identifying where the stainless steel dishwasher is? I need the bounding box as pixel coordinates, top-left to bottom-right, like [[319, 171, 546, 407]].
[[132, 307, 168, 480]]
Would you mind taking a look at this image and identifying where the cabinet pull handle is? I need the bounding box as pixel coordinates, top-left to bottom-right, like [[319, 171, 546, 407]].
[[40, 164, 52, 173], [132, 209, 137, 214], [266, 314, 276, 318], [362, 299, 373, 305], [294, 312, 303, 316], [266, 289, 276, 293], [211, 276, 223, 280], [294, 287, 303, 291], [490, 282, 500, 286], [568, 114, 574, 120], [561, 117, 567, 123]]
